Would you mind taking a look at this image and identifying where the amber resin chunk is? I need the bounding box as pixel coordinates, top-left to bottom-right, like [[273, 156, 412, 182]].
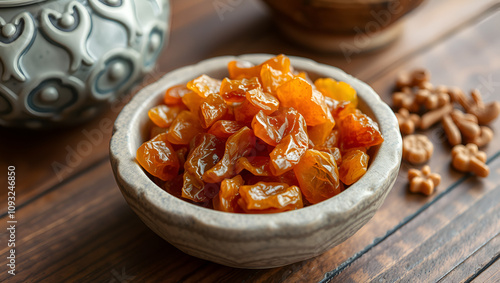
[[187, 74, 221, 98], [199, 94, 228, 128], [136, 55, 383, 213], [203, 127, 256, 183], [213, 175, 244, 213], [339, 148, 369, 185], [308, 111, 335, 146], [182, 134, 224, 202], [260, 63, 293, 95], [234, 88, 280, 123], [228, 54, 291, 81], [164, 84, 191, 105], [136, 133, 180, 181], [166, 111, 204, 145], [235, 156, 272, 176], [339, 111, 384, 150], [258, 108, 309, 175], [238, 182, 303, 213], [294, 149, 342, 204], [181, 91, 205, 115], [315, 78, 358, 107], [148, 105, 184, 128], [220, 77, 261, 102], [208, 120, 245, 138], [277, 77, 329, 126]]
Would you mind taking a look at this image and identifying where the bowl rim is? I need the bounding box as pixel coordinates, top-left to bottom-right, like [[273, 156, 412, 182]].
[[110, 54, 402, 237]]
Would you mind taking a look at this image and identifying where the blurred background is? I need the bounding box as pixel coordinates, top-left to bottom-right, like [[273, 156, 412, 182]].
[[2, 0, 500, 281]]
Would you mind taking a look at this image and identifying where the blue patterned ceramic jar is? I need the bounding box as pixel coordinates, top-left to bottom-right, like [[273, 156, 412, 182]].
[[0, 0, 170, 128]]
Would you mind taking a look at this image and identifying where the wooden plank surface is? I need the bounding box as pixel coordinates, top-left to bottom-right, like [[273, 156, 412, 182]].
[[0, 161, 215, 282], [1, 0, 500, 282], [1, 0, 496, 212], [472, 256, 500, 283], [440, 233, 500, 282], [330, 157, 500, 282], [1, 150, 498, 281]]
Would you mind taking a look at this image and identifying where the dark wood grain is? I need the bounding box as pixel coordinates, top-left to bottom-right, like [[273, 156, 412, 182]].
[[1, 0, 500, 282], [1, 0, 495, 213], [0, 162, 206, 282], [1, 152, 498, 282], [330, 157, 500, 282], [472, 256, 500, 283], [439, 233, 500, 282]]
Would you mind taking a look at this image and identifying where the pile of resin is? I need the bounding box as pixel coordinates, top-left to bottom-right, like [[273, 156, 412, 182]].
[[137, 55, 384, 213]]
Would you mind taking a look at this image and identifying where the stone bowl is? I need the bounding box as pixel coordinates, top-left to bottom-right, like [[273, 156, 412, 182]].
[[109, 54, 402, 269], [0, 0, 170, 129]]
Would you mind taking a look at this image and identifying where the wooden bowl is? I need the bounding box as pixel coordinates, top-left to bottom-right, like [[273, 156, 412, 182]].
[[109, 54, 402, 268], [262, 0, 424, 52]]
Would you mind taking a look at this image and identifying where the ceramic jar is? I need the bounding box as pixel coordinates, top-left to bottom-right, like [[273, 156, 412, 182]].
[[0, 0, 170, 128]]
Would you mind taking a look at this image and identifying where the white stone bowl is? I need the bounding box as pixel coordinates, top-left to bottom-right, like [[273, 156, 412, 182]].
[[109, 54, 402, 269]]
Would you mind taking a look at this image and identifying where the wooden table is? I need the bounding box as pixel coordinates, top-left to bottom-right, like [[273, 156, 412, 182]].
[[1, 0, 500, 282]]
